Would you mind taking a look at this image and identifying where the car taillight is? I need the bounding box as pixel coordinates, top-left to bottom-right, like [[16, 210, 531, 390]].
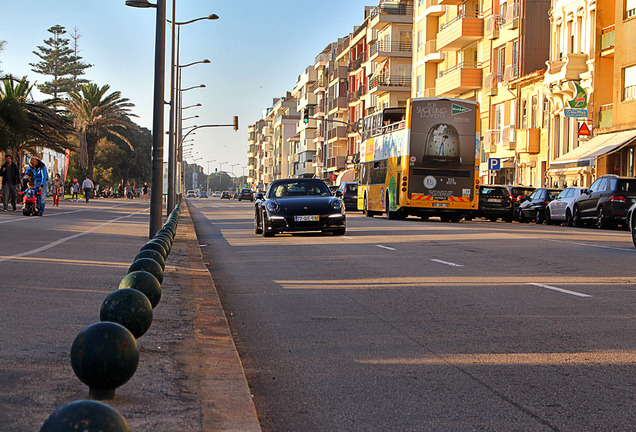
[[609, 195, 626, 202], [509, 195, 517, 202]]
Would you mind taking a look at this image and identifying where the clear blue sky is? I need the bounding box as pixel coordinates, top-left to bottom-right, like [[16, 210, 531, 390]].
[[0, 0, 373, 175]]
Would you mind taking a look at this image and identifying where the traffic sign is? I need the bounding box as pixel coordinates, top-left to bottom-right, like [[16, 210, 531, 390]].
[[488, 158, 501, 171], [564, 108, 588, 118], [578, 122, 591, 137]]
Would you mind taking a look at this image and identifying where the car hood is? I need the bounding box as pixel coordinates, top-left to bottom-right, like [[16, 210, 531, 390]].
[[267, 196, 339, 214]]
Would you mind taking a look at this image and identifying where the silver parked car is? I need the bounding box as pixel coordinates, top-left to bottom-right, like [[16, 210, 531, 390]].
[[544, 187, 585, 226]]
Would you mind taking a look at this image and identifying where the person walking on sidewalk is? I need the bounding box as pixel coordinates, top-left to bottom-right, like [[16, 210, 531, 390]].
[[50, 173, 64, 206], [71, 179, 80, 201], [82, 176, 94, 203], [1, 154, 20, 212], [25, 157, 48, 216]]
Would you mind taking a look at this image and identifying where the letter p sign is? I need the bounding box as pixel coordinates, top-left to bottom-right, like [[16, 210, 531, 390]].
[[488, 158, 501, 171]]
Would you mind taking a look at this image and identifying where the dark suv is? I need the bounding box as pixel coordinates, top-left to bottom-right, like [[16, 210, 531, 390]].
[[502, 185, 535, 220], [337, 182, 358, 211], [518, 188, 562, 223], [238, 188, 254, 201], [572, 175, 636, 228], [470, 185, 513, 222]]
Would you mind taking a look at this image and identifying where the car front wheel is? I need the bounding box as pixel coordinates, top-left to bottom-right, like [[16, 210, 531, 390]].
[[565, 209, 573, 227], [573, 206, 583, 227], [254, 210, 262, 234]]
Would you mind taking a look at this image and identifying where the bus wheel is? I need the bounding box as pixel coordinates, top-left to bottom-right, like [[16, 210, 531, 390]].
[[363, 196, 374, 218]]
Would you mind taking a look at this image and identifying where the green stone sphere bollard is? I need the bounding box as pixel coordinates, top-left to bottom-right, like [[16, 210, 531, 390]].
[[128, 258, 163, 284], [100, 289, 153, 339], [119, 271, 161, 308], [134, 249, 165, 270], [40, 400, 130, 432], [70, 322, 139, 400], [139, 241, 167, 260]]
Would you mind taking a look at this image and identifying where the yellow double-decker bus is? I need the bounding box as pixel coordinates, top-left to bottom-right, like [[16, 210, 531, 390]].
[[358, 97, 480, 221]]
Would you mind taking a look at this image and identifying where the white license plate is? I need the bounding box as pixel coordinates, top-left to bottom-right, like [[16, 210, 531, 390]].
[[488, 198, 502, 203], [432, 203, 448, 208], [295, 215, 319, 221]]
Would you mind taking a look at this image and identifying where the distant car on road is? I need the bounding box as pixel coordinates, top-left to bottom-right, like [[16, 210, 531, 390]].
[[469, 185, 513, 222], [212, 191, 221, 197], [199, 191, 208, 198], [186, 190, 196, 198], [337, 182, 358, 211], [544, 187, 585, 226], [221, 191, 231, 199], [572, 175, 636, 229], [238, 188, 254, 201], [502, 185, 535, 220], [254, 178, 346, 237]]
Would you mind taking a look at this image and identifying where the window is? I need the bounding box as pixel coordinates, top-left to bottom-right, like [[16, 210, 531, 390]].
[[416, 74, 423, 97], [521, 99, 528, 128], [623, 65, 636, 100], [543, 97, 550, 128], [418, 29, 424, 52], [498, 47, 506, 75], [531, 95, 538, 128], [626, 0, 636, 19]]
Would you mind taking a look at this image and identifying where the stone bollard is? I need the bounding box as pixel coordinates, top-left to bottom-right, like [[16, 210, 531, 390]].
[[139, 241, 168, 260], [151, 236, 171, 255], [40, 400, 130, 432], [128, 258, 163, 284], [70, 322, 139, 400], [134, 249, 165, 270], [100, 288, 153, 339], [119, 271, 162, 308]]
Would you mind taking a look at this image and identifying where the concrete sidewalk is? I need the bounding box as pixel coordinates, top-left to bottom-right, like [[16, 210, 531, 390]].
[[0, 201, 260, 431]]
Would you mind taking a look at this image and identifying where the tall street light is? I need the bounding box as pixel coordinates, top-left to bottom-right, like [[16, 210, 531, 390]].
[[230, 163, 240, 191], [126, 0, 166, 238], [167, 8, 218, 215], [175, 83, 205, 204]]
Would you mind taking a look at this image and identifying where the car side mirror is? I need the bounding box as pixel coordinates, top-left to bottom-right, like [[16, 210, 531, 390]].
[[256, 193, 264, 200], [335, 190, 343, 198]]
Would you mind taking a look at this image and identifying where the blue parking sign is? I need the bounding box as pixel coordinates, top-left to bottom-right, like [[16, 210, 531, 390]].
[[488, 158, 501, 171]]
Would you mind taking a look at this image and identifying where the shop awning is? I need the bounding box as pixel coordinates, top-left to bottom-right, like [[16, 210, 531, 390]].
[[550, 130, 636, 166], [336, 169, 354, 185]]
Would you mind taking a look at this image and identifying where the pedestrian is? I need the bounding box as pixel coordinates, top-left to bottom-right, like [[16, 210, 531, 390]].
[[71, 179, 80, 201], [50, 173, 64, 206], [25, 157, 49, 216], [143, 182, 149, 201], [82, 176, 95, 203], [0, 154, 20, 212], [125, 184, 133, 200]]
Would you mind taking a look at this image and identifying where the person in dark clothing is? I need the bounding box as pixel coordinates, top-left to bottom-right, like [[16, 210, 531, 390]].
[[1, 155, 20, 212]]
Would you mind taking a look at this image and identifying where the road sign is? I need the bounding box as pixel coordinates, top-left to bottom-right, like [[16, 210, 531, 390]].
[[488, 158, 501, 171], [564, 108, 588, 118], [578, 122, 591, 137]]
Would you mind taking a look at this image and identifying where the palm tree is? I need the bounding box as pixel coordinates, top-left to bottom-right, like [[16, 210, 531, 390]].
[[61, 83, 136, 178], [0, 75, 73, 156]]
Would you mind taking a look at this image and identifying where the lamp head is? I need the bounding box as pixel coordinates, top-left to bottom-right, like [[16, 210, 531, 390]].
[[125, 0, 155, 8]]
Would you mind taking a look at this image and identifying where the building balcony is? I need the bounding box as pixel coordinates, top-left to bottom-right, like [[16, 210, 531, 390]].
[[315, 52, 329, 69], [368, 3, 414, 30], [438, 0, 463, 5], [599, 104, 613, 129], [425, 0, 447, 16], [329, 65, 348, 83], [436, 62, 482, 96], [545, 53, 589, 85], [424, 40, 446, 63], [484, 72, 502, 96], [503, 63, 519, 82], [437, 13, 484, 51], [601, 25, 615, 57], [348, 52, 368, 72], [326, 156, 346, 170], [484, 15, 503, 40], [328, 96, 348, 113], [314, 77, 326, 94], [347, 85, 366, 103], [314, 101, 325, 117], [327, 126, 347, 142], [515, 128, 540, 154], [368, 75, 412, 95], [369, 40, 413, 62], [505, 3, 520, 29]]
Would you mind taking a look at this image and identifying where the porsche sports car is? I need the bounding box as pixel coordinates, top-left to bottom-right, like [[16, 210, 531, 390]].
[[254, 178, 346, 237]]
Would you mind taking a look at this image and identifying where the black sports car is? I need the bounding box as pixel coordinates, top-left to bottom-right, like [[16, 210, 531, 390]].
[[254, 179, 346, 237]]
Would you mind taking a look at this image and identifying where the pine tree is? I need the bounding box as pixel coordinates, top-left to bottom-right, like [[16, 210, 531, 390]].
[[0, 40, 6, 76], [30, 25, 92, 100], [68, 27, 92, 90]]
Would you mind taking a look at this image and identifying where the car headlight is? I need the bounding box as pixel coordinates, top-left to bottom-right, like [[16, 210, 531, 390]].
[[266, 201, 280, 213], [330, 199, 342, 210]]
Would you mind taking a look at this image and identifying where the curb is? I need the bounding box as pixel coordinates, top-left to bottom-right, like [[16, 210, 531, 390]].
[[181, 204, 261, 431]]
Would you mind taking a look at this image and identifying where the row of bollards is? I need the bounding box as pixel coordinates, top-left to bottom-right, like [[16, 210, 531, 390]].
[[40, 203, 182, 432]]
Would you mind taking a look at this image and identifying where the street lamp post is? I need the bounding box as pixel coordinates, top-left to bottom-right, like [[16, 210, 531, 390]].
[[230, 163, 240, 191], [126, 0, 167, 238]]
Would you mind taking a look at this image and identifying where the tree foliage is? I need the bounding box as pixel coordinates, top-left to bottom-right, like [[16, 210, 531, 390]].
[[30, 25, 92, 100]]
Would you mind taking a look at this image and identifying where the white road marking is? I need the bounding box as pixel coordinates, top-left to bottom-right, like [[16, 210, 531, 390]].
[[342, 236, 354, 240], [527, 283, 592, 298], [376, 245, 396, 251], [430, 259, 464, 267], [0, 208, 148, 264]]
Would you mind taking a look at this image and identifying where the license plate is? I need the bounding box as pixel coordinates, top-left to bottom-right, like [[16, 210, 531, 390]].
[[488, 198, 502, 203], [432, 203, 448, 208], [295, 215, 319, 221]]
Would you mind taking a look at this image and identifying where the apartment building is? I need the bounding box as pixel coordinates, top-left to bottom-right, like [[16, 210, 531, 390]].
[[290, 66, 318, 178], [271, 93, 299, 181], [328, 39, 350, 179]]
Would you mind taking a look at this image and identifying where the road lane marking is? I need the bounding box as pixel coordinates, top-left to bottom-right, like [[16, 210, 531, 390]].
[[376, 245, 396, 251], [343, 236, 354, 240], [0, 208, 148, 264], [527, 283, 592, 298], [430, 259, 464, 267]]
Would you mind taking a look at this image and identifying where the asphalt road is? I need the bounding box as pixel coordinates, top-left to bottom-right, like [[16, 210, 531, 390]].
[[189, 197, 636, 432]]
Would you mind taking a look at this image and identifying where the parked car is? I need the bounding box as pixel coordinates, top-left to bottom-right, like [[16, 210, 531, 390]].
[[502, 185, 535, 220], [518, 188, 562, 223], [199, 191, 208, 198], [254, 178, 346, 237], [238, 188, 254, 201], [221, 191, 231, 199], [337, 182, 358, 211], [186, 190, 196, 198], [544, 187, 585, 226], [212, 191, 222, 197], [469, 185, 513, 222], [572, 175, 636, 229], [628, 202, 636, 247]]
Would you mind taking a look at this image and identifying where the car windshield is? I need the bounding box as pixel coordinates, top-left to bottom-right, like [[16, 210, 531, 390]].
[[480, 187, 506, 197], [268, 181, 331, 198]]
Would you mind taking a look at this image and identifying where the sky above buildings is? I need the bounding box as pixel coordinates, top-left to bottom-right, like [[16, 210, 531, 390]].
[[0, 0, 372, 176]]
